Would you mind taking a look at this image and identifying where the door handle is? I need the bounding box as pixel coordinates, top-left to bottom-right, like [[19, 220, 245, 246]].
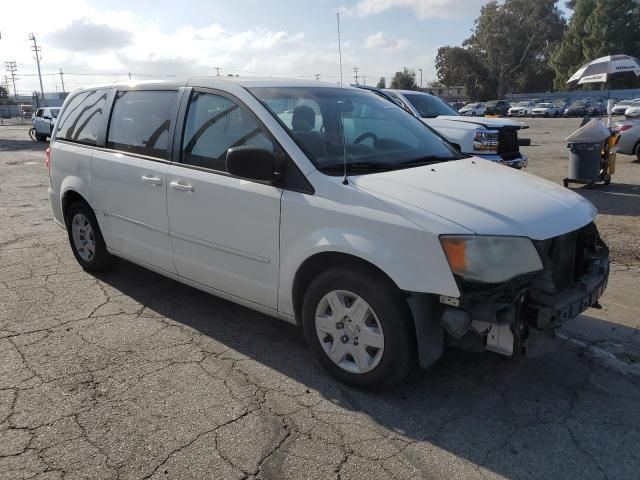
[[170, 181, 194, 193], [141, 175, 162, 186]]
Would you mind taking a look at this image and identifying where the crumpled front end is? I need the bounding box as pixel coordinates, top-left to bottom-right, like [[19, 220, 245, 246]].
[[410, 223, 609, 367]]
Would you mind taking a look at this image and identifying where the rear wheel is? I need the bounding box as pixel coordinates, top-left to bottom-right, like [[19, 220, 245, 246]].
[[66, 202, 115, 272], [35, 132, 46, 142], [634, 141, 640, 161], [302, 267, 415, 389]]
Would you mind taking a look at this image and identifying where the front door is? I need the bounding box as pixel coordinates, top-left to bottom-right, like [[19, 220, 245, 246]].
[[166, 90, 282, 309]]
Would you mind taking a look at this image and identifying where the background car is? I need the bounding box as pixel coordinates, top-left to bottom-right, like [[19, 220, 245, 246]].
[[459, 102, 485, 116], [564, 100, 590, 117], [587, 102, 607, 117], [614, 121, 640, 160], [531, 102, 561, 117], [625, 100, 640, 119], [612, 98, 640, 115], [485, 100, 510, 116], [31, 107, 60, 141], [508, 101, 536, 117], [449, 101, 465, 111]]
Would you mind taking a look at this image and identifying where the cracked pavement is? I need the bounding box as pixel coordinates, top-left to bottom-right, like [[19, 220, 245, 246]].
[[1, 119, 640, 479]]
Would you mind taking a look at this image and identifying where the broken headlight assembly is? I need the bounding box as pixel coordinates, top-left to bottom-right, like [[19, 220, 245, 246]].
[[440, 235, 543, 284]]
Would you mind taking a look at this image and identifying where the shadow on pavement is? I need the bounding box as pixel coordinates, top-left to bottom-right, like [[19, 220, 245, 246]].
[[0, 137, 49, 153], [92, 258, 640, 478], [574, 182, 640, 216]]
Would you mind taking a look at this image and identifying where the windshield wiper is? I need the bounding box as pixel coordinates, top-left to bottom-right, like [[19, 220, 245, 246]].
[[318, 161, 398, 173], [396, 155, 462, 167]]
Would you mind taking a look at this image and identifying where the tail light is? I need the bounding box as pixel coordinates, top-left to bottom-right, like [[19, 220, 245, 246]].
[[45, 147, 51, 178], [614, 124, 632, 133]]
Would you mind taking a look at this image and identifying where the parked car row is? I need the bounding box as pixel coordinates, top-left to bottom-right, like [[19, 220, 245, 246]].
[[449, 96, 640, 119]]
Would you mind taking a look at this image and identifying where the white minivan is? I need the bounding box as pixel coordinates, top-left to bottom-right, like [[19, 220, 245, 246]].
[[47, 78, 609, 388]]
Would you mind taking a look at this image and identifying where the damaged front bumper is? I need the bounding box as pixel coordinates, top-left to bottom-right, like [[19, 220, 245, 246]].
[[410, 223, 609, 368]]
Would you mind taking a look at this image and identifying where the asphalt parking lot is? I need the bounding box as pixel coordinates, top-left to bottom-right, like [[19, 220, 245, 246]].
[[1, 117, 639, 480]]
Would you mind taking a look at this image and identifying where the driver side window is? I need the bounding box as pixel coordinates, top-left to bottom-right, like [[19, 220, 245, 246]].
[[181, 91, 274, 172]]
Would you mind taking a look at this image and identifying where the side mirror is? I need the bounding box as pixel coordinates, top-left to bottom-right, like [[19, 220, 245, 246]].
[[226, 146, 281, 183]]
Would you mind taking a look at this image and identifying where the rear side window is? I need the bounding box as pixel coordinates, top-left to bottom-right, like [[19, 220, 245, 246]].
[[56, 89, 109, 145], [107, 90, 178, 159], [36, 109, 43, 117]]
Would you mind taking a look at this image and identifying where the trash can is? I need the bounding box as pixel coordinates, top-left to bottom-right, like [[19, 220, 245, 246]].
[[568, 142, 602, 181]]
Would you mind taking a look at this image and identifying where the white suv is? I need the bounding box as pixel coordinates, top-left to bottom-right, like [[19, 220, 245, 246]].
[[47, 78, 609, 388]]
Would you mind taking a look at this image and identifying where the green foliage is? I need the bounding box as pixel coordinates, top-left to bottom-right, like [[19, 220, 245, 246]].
[[389, 68, 417, 90], [552, 0, 640, 89], [376, 77, 386, 89], [436, 0, 565, 98]]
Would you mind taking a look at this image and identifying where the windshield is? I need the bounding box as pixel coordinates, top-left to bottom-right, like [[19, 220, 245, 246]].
[[537, 103, 552, 108], [571, 101, 586, 107], [50, 109, 60, 118], [401, 93, 459, 118], [514, 102, 528, 107], [486, 101, 499, 107], [249, 87, 464, 175]]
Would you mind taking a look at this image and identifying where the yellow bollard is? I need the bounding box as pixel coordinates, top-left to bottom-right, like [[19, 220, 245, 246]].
[[608, 134, 618, 175]]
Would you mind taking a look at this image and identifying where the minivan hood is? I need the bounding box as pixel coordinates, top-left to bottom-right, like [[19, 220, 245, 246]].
[[433, 115, 527, 129], [351, 158, 596, 240]]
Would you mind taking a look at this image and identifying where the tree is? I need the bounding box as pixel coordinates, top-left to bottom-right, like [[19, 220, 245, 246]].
[[436, 0, 565, 98], [465, 0, 565, 96], [389, 68, 417, 90], [376, 77, 386, 89], [0, 86, 8, 101], [551, 0, 640, 89]]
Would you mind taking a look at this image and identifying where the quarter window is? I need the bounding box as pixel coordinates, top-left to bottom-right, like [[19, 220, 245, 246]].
[[181, 91, 274, 172], [107, 90, 178, 159], [56, 89, 109, 145]]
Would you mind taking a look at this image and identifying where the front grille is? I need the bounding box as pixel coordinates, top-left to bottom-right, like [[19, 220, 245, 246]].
[[497, 128, 520, 160]]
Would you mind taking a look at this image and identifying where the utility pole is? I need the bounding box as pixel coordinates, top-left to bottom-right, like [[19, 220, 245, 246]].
[[214, 67, 222, 76], [128, 72, 132, 80], [419, 68, 423, 89], [4, 61, 18, 100], [363, 75, 366, 86], [314, 74, 320, 81], [353, 67, 359, 84], [28, 33, 45, 105], [59, 68, 66, 93]]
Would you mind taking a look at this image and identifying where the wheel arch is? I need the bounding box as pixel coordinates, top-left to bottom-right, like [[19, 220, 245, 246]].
[[61, 189, 90, 225], [291, 251, 400, 324]]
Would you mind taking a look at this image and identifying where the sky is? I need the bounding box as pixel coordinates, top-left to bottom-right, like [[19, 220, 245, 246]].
[[1, 0, 509, 96]]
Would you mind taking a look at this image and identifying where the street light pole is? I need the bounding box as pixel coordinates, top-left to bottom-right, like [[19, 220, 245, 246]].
[[28, 33, 45, 106]]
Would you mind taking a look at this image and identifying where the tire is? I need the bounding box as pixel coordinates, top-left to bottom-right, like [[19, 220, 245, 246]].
[[634, 142, 640, 162], [301, 267, 416, 389], [66, 202, 115, 272], [35, 132, 46, 142]]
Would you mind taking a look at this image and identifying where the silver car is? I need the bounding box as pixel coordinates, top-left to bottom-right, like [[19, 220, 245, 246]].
[[32, 107, 60, 141], [615, 120, 640, 161]]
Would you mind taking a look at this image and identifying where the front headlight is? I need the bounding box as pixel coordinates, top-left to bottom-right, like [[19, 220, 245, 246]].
[[473, 130, 498, 153], [440, 235, 543, 283]]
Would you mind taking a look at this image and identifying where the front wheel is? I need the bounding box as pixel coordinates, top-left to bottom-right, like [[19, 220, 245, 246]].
[[66, 202, 116, 272], [302, 267, 416, 389]]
